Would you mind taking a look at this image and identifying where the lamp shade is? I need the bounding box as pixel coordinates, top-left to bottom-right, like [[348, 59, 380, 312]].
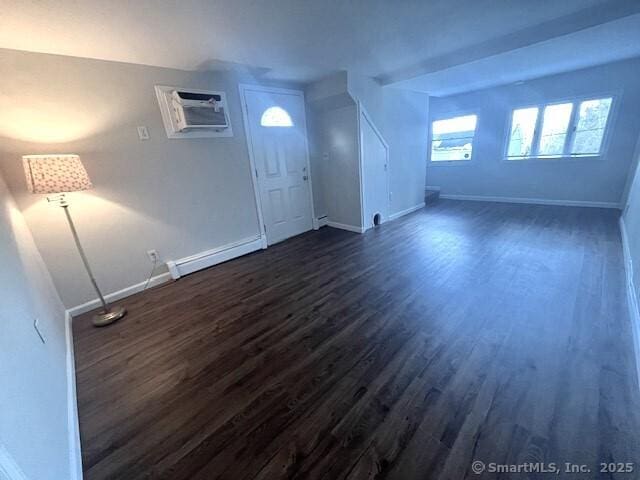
[[23, 154, 93, 194]]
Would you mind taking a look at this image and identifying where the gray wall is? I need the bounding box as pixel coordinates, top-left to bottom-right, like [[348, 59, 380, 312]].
[[623, 134, 640, 304], [306, 71, 349, 107], [314, 104, 362, 227], [304, 102, 327, 220], [427, 58, 640, 205], [305, 71, 430, 228], [306, 72, 362, 226], [0, 48, 293, 309], [0, 172, 71, 480]]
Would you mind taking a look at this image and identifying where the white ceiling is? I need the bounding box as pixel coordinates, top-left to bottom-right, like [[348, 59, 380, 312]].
[[0, 0, 638, 95], [398, 13, 640, 96]]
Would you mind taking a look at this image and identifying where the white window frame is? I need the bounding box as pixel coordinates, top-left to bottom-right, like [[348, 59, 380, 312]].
[[428, 111, 479, 166], [503, 93, 618, 161]]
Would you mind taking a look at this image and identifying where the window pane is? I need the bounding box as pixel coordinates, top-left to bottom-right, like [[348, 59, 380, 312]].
[[538, 103, 573, 156], [431, 114, 477, 161], [507, 107, 538, 158], [571, 98, 612, 155], [260, 106, 293, 127]]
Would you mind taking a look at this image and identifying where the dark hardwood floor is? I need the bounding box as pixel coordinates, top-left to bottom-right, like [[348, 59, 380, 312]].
[[73, 200, 640, 480]]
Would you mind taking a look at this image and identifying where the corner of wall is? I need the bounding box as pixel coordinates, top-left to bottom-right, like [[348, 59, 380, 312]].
[[620, 216, 640, 390], [65, 311, 83, 480], [621, 134, 640, 209]]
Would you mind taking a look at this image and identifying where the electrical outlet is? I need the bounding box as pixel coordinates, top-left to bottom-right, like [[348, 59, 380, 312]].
[[146, 249, 159, 263]]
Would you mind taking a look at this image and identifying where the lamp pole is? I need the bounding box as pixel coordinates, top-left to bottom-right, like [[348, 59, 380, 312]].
[[55, 195, 126, 326]]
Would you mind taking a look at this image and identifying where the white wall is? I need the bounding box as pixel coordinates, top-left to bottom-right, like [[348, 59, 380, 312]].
[[0, 172, 73, 480], [348, 74, 430, 215], [0, 48, 294, 309], [426, 58, 640, 205]]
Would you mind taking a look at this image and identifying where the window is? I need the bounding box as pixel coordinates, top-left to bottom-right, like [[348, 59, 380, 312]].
[[571, 98, 613, 155], [507, 107, 538, 157], [538, 103, 573, 156], [260, 106, 293, 127], [430, 114, 477, 162], [506, 97, 613, 159]]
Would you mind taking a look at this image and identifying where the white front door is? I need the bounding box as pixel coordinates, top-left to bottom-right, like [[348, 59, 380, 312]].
[[243, 88, 314, 245], [360, 108, 389, 229]]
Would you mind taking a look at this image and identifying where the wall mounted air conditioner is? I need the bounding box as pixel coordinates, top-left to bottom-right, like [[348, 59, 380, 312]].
[[155, 85, 234, 139]]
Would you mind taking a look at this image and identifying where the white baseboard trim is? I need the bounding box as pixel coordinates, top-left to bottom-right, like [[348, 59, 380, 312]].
[[67, 272, 173, 317], [389, 202, 426, 221], [326, 221, 365, 234], [317, 216, 329, 228], [425, 185, 441, 192], [0, 444, 28, 480], [65, 312, 83, 480], [439, 193, 621, 209], [620, 217, 640, 389], [166, 235, 264, 280], [68, 235, 268, 314]]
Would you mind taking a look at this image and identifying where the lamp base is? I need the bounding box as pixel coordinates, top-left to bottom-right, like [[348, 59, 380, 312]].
[[92, 306, 127, 327]]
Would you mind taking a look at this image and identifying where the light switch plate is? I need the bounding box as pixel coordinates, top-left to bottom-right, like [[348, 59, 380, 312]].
[[137, 126, 150, 140]]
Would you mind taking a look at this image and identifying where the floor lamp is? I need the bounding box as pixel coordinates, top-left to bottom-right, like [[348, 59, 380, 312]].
[[23, 154, 127, 327]]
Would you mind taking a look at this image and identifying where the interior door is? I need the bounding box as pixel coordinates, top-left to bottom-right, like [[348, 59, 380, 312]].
[[244, 88, 314, 245], [360, 109, 389, 229]]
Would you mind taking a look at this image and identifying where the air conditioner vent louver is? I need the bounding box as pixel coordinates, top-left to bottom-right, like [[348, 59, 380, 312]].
[[182, 106, 227, 127]]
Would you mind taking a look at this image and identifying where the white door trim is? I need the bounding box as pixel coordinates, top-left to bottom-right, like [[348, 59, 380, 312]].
[[238, 84, 318, 247], [357, 101, 390, 230], [356, 101, 365, 229]]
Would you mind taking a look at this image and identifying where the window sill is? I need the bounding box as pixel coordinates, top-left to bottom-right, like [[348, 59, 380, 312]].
[[503, 154, 603, 163], [428, 159, 473, 167]]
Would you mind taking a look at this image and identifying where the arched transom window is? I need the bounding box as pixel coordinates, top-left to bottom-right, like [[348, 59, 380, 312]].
[[260, 106, 294, 127]]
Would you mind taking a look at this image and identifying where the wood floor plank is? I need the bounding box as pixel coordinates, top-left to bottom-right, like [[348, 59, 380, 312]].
[[73, 200, 640, 480]]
